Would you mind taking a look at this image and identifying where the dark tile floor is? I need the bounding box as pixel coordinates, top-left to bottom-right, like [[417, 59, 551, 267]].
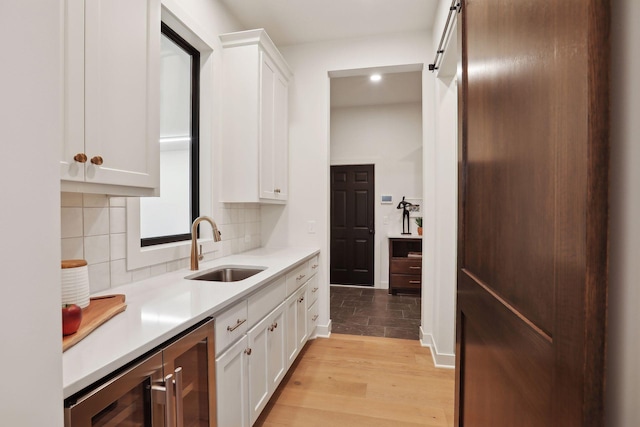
[[330, 285, 421, 340]]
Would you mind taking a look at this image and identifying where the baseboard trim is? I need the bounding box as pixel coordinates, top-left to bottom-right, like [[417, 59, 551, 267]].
[[420, 326, 455, 369], [314, 320, 332, 338]]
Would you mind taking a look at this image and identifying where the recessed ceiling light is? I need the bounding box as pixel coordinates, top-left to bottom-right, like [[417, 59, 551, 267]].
[[370, 74, 382, 82]]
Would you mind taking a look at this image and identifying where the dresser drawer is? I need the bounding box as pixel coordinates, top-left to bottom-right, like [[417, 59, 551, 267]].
[[214, 300, 249, 355], [389, 274, 422, 290], [286, 261, 309, 296], [390, 258, 422, 275]]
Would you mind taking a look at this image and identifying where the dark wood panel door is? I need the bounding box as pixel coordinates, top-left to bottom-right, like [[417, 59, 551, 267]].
[[330, 164, 375, 286], [456, 0, 609, 426]]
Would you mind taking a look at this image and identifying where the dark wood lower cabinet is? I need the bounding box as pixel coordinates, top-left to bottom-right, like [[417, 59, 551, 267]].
[[388, 237, 422, 295]]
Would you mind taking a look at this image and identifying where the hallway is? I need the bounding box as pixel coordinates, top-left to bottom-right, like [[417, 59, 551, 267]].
[[330, 285, 422, 340]]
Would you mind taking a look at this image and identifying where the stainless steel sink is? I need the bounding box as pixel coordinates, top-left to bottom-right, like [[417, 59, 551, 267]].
[[185, 266, 266, 282]]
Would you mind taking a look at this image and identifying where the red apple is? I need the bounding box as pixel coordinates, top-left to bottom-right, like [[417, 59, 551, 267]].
[[62, 304, 82, 336]]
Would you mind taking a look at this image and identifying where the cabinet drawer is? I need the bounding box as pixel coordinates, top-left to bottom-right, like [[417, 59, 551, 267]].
[[390, 258, 422, 274], [215, 300, 249, 355], [308, 255, 319, 277], [307, 274, 319, 307], [389, 274, 422, 289], [248, 276, 286, 328], [286, 262, 309, 296]]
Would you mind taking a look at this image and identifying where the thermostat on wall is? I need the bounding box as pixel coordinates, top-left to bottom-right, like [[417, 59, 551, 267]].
[[381, 195, 393, 204]]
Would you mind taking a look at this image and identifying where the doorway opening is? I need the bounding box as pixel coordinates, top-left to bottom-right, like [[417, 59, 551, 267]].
[[328, 66, 423, 339]]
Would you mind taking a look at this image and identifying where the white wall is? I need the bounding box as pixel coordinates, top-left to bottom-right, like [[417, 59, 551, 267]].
[[411, 0, 459, 368], [0, 1, 63, 425], [263, 31, 434, 337], [330, 102, 423, 288], [607, 0, 640, 425]]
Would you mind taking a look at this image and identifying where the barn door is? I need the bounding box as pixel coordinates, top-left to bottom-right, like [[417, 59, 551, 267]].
[[455, 0, 609, 426]]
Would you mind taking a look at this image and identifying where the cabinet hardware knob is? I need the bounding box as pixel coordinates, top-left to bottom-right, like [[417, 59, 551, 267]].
[[312, 314, 319, 321], [227, 318, 247, 332], [312, 287, 319, 293], [90, 155, 104, 165], [274, 188, 281, 194], [298, 296, 304, 303], [244, 348, 252, 355], [273, 321, 278, 329], [312, 264, 318, 269], [297, 274, 306, 281], [73, 153, 88, 163]]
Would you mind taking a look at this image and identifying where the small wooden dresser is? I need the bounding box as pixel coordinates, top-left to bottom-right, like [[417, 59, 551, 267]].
[[388, 237, 422, 295]]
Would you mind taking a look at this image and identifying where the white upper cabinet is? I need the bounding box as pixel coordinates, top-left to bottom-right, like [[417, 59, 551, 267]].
[[219, 29, 292, 203], [61, 0, 160, 196]]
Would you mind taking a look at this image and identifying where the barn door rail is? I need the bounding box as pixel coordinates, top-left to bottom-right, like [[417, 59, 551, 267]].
[[429, 0, 461, 72]]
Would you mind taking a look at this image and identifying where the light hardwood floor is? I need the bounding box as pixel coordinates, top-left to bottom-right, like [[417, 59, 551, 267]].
[[255, 333, 455, 427]]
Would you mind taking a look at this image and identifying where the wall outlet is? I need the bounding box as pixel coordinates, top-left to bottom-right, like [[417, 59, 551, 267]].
[[307, 220, 316, 234]]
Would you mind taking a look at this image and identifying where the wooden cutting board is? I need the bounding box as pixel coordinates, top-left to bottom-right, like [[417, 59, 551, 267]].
[[63, 294, 127, 352]]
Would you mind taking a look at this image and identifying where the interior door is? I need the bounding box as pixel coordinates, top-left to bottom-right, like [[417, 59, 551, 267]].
[[456, 1, 609, 426], [330, 164, 375, 286]]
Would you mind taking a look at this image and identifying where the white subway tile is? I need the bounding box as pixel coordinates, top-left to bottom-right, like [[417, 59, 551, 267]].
[[150, 263, 167, 277], [61, 237, 83, 260], [132, 267, 151, 282], [61, 207, 83, 238], [84, 235, 110, 264], [110, 259, 132, 286], [88, 262, 110, 293], [109, 197, 126, 207], [110, 207, 126, 233], [61, 192, 83, 207], [110, 233, 126, 260], [84, 207, 110, 236], [83, 194, 109, 208]]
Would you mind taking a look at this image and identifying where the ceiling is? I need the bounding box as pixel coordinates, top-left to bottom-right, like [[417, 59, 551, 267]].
[[331, 71, 422, 108], [220, 0, 437, 107], [220, 0, 439, 47]]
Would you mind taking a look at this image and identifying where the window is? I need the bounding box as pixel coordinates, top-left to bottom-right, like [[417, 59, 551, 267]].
[[140, 23, 200, 247]]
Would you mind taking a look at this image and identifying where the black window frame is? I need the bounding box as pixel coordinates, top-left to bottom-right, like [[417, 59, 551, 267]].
[[141, 23, 200, 247]]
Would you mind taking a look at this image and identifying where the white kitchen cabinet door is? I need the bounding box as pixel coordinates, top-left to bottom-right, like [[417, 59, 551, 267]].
[[61, 0, 160, 195], [220, 29, 291, 204], [272, 70, 289, 199], [247, 302, 286, 425], [216, 335, 250, 427], [259, 53, 288, 201], [285, 283, 308, 368]]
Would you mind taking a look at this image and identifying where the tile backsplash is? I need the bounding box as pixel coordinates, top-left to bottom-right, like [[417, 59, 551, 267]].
[[61, 193, 261, 293]]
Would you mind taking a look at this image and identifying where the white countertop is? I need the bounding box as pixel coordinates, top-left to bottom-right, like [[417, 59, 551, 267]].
[[62, 246, 319, 399]]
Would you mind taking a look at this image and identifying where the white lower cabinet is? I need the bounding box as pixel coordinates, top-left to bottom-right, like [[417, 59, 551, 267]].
[[286, 283, 308, 368], [247, 302, 286, 425], [216, 335, 250, 427]]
